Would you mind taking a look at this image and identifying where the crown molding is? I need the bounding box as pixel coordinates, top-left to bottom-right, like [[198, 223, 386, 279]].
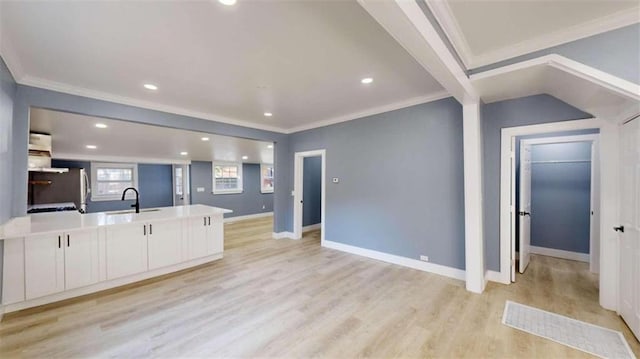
[[286, 91, 451, 134], [471, 8, 640, 68], [424, 0, 473, 69], [17, 75, 291, 134], [426, 1, 639, 70]]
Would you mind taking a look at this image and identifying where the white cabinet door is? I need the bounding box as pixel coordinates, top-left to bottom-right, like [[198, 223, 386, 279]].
[[188, 216, 209, 260], [105, 222, 148, 280], [24, 233, 64, 300], [207, 216, 224, 255], [64, 229, 100, 290], [148, 219, 183, 270]]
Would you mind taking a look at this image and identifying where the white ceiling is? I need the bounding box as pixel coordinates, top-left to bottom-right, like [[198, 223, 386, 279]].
[[1, 0, 444, 133], [29, 108, 274, 164], [427, 0, 640, 68]]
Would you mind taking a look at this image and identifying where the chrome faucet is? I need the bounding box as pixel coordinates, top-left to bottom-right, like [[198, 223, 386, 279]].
[[121, 187, 140, 213]]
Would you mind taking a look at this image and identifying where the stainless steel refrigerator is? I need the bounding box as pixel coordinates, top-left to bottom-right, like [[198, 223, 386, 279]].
[[28, 168, 90, 213]]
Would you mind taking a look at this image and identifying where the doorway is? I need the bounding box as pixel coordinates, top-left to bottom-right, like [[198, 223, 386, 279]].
[[515, 134, 599, 279], [173, 164, 190, 206], [293, 150, 326, 243]]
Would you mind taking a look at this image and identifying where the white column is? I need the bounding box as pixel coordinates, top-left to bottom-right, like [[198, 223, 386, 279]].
[[463, 102, 485, 293]]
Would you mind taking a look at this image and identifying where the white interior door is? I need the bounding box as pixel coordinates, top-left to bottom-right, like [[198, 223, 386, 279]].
[[619, 116, 640, 340], [519, 142, 532, 273]]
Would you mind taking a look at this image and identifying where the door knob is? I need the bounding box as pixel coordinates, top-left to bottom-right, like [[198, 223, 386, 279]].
[[519, 211, 531, 216], [614, 226, 624, 233]]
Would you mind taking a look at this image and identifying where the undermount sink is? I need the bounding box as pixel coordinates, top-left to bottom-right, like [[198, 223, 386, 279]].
[[106, 209, 162, 215]]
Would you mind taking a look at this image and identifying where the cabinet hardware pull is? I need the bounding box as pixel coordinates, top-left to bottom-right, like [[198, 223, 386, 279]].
[[204, 217, 207, 226], [58, 236, 61, 248], [150, 224, 153, 235], [67, 234, 70, 247], [208, 216, 211, 226], [144, 225, 146, 236]]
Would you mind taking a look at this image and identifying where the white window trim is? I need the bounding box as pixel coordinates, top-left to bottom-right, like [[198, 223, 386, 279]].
[[90, 162, 139, 201], [260, 163, 274, 194], [212, 161, 243, 195]]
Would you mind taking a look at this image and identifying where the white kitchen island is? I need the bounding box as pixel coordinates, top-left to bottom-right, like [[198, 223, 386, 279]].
[[1, 204, 232, 313]]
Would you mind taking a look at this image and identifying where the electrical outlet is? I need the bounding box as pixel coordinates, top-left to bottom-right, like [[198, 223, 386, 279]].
[[262, 205, 266, 209], [420, 255, 429, 262], [197, 187, 205, 193]]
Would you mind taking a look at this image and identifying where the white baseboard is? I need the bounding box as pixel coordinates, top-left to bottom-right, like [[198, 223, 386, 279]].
[[224, 212, 273, 223], [302, 223, 321, 232], [322, 240, 465, 281], [530, 245, 589, 262], [486, 270, 509, 284], [272, 231, 296, 240]]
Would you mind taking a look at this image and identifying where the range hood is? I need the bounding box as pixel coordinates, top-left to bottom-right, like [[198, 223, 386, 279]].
[[28, 133, 69, 173]]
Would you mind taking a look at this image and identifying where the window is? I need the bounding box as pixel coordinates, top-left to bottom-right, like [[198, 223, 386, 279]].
[[261, 163, 274, 193], [212, 162, 243, 194], [91, 162, 138, 201], [175, 167, 183, 196]]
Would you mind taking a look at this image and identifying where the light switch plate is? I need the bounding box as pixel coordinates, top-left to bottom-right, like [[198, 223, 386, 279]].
[[197, 187, 205, 192]]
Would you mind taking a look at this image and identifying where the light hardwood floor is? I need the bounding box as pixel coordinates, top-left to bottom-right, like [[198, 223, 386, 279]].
[[1, 216, 638, 358]]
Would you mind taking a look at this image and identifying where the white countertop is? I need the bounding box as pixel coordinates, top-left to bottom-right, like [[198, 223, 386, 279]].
[[1, 205, 232, 238]]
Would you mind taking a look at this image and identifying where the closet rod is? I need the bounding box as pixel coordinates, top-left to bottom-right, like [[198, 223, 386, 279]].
[[531, 160, 591, 164]]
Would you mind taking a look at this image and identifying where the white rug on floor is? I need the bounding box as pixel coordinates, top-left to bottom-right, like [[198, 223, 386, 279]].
[[502, 301, 636, 359]]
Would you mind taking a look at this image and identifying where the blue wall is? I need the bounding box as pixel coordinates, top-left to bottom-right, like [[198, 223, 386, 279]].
[[10, 85, 290, 232], [303, 156, 322, 226], [470, 24, 640, 84], [482, 95, 592, 271], [0, 57, 16, 226], [51, 159, 173, 213], [190, 162, 273, 218], [529, 142, 592, 254], [290, 97, 466, 269]]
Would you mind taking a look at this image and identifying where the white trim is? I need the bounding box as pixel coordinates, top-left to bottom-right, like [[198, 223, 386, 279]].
[[427, 2, 640, 69], [90, 162, 139, 202], [293, 149, 326, 247], [471, 55, 640, 103], [212, 161, 243, 195], [0, 35, 25, 82], [224, 212, 273, 223], [55, 153, 191, 166], [463, 103, 485, 293], [17, 76, 289, 134], [323, 240, 465, 281], [272, 231, 296, 240], [287, 92, 450, 133], [499, 118, 619, 311], [530, 246, 590, 263], [303, 223, 321, 232], [486, 270, 507, 284], [357, 0, 477, 105], [424, 0, 474, 69], [3, 253, 223, 313]]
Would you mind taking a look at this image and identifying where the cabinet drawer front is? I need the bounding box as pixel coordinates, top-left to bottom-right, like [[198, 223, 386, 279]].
[[105, 224, 148, 280], [25, 233, 64, 300]]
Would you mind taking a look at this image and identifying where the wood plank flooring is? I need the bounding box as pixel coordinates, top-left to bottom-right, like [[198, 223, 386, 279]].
[[1, 216, 638, 358]]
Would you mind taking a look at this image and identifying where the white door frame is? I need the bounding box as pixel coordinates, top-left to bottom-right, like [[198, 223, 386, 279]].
[[293, 149, 326, 244], [515, 134, 600, 281], [498, 118, 620, 311]]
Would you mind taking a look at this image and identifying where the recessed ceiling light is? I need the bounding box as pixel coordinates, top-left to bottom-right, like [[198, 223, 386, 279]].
[[264, 112, 273, 117], [201, 137, 210, 141], [219, 0, 236, 5], [267, 144, 273, 149], [180, 152, 188, 156], [143, 83, 158, 91], [86, 145, 97, 149], [361, 77, 373, 84], [242, 155, 248, 160], [95, 123, 108, 129]]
